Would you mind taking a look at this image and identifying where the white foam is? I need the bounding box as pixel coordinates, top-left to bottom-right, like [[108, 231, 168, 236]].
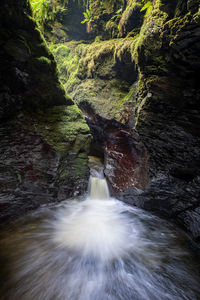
[[53, 198, 131, 260]]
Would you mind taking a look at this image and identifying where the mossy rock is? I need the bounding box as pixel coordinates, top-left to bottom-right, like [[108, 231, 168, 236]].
[[69, 77, 134, 122], [51, 37, 139, 121], [59, 152, 89, 180], [52, 44, 81, 86], [118, 1, 143, 37], [53, 45, 71, 64], [32, 105, 91, 153]]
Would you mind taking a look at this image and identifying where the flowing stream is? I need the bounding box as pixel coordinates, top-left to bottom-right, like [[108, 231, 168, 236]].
[[0, 176, 199, 300]]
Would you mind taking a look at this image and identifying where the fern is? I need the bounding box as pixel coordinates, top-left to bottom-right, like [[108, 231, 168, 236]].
[[81, 8, 92, 24], [30, 0, 67, 33]]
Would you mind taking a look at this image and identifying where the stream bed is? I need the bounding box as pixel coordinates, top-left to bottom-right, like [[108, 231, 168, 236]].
[[0, 177, 199, 300]]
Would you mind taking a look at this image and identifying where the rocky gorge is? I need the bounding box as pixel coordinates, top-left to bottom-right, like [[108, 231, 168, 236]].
[[0, 0, 200, 299]]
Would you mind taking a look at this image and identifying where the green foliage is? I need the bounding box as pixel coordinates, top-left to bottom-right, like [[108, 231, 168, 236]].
[[52, 44, 80, 87], [48, 40, 55, 51], [140, 1, 152, 11], [81, 8, 92, 23], [80, 0, 123, 26], [140, 0, 153, 16], [36, 56, 52, 65], [30, 0, 67, 33], [111, 7, 122, 21]]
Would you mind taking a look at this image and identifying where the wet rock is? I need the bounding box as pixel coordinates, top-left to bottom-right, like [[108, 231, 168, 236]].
[[0, 117, 90, 226], [85, 110, 149, 193], [104, 128, 149, 192]]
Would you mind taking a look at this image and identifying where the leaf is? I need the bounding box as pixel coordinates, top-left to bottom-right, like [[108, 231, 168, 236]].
[[116, 8, 122, 14], [81, 19, 88, 24], [146, 5, 152, 15], [140, 1, 152, 12]]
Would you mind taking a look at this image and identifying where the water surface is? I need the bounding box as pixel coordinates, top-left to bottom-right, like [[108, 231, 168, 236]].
[[0, 177, 199, 300]]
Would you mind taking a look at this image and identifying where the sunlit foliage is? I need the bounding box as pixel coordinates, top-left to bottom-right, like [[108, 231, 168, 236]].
[[139, 0, 153, 16], [30, 0, 68, 32], [29, 0, 153, 34]]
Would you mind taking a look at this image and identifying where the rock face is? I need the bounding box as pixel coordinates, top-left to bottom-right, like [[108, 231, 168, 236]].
[[0, 0, 91, 225], [84, 109, 149, 192], [132, 1, 200, 249], [0, 0, 72, 119]]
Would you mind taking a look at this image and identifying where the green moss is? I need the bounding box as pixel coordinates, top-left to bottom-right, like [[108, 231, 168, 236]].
[[76, 40, 116, 78], [51, 37, 138, 120], [49, 0, 169, 122], [50, 21, 68, 43], [32, 105, 91, 153], [53, 39, 126, 92], [68, 77, 132, 121], [52, 44, 80, 86], [29, 26, 54, 59], [53, 37, 137, 91], [105, 20, 119, 38], [114, 37, 137, 62], [36, 56, 51, 65], [74, 154, 88, 176], [132, 1, 168, 63], [53, 45, 71, 65], [119, 1, 142, 36], [60, 170, 70, 179], [163, 13, 195, 46]]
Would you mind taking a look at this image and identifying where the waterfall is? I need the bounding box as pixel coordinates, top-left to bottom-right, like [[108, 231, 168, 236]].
[[53, 176, 129, 260], [0, 176, 199, 300], [89, 177, 110, 200]]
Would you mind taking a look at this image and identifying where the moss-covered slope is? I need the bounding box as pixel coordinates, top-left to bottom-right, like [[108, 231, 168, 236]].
[[52, 38, 138, 122]]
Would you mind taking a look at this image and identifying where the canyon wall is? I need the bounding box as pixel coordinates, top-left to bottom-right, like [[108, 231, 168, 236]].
[[0, 0, 91, 224]]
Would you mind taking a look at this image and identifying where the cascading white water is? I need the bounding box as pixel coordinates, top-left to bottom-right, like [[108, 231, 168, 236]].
[[89, 176, 110, 200], [0, 176, 199, 300], [53, 178, 128, 260]]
